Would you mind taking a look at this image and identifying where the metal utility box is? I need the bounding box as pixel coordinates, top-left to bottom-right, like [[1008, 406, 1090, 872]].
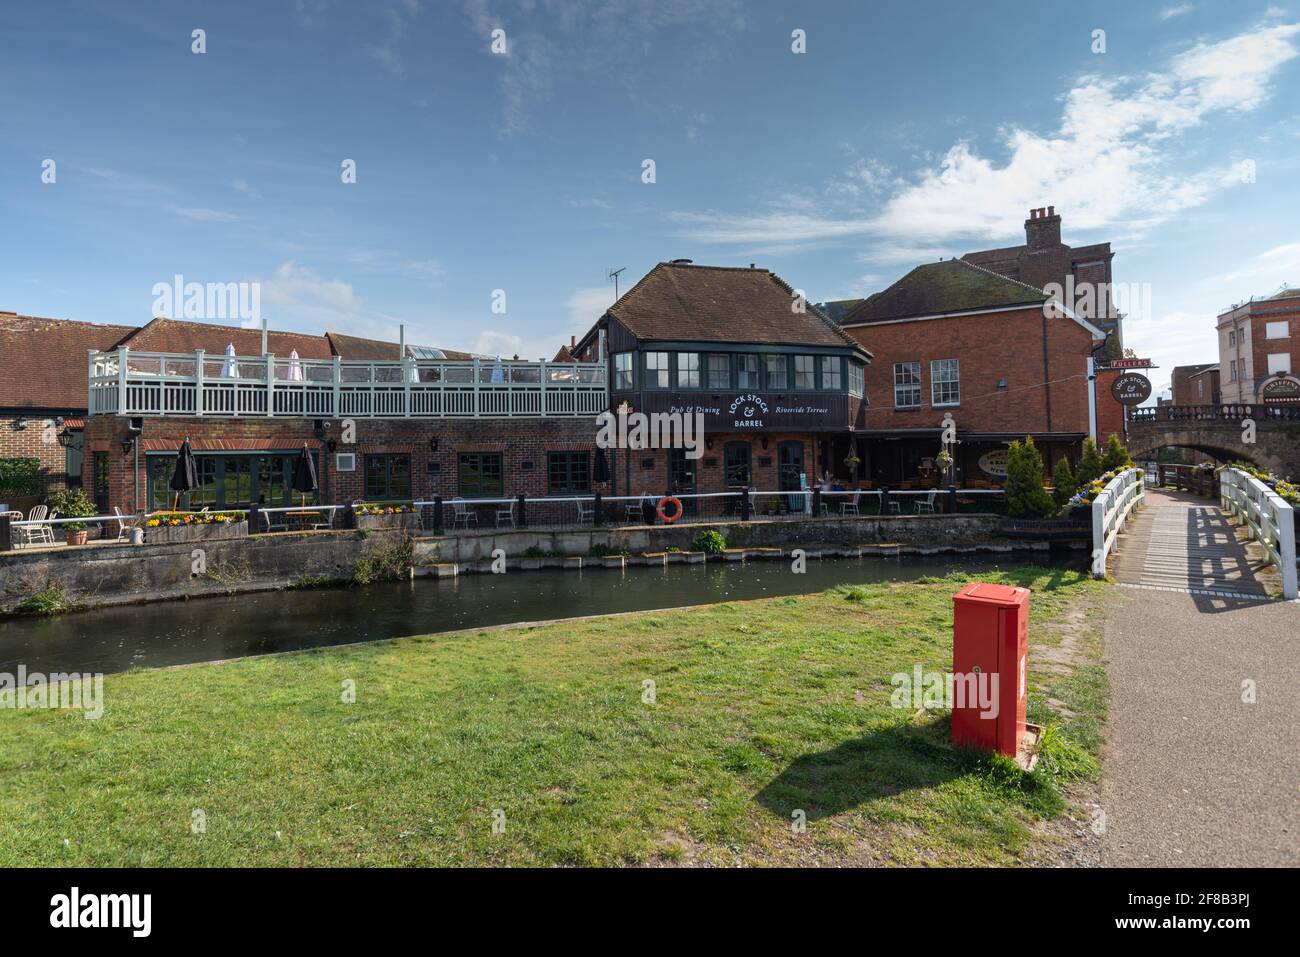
[[951, 582, 1029, 758]]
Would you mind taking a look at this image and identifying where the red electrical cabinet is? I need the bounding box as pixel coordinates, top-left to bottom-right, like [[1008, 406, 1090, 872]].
[[951, 583, 1030, 759]]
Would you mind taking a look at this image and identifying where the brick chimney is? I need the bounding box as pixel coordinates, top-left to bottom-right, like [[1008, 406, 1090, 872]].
[[1025, 206, 1062, 251]]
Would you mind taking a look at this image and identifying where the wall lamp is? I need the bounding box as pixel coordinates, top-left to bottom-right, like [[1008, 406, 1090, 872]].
[[996, 378, 1007, 389], [121, 438, 135, 454], [429, 437, 440, 452]]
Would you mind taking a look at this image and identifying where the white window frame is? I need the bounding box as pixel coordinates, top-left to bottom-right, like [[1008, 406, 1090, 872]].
[[737, 354, 759, 389], [1266, 321, 1290, 340], [764, 355, 788, 390], [613, 352, 633, 390], [676, 352, 700, 389], [1267, 353, 1291, 376], [893, 361, 921, 409], [705, 353, 730, 389], [793, 355, 816, 390], [848, 361, 864, 397], [931, 358, 960, 407], [644, 351, 669, 389]]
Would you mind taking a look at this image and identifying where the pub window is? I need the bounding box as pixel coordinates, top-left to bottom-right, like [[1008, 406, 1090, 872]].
[[644, 351, 669, 389], [677, 352, 700, 389], [458, 452, 503, 497], [547, 451, 590, 494], [365, 453, 411, 500], [724, 442, 751, 488], [764, 354, 788, 390], [613, 352, 633, 390], [931, 358, 960, 406], [821, 356, 843, 391], [737, 354, 759, 388], [706, 354, 730, 389], [794, 355, 815, 389], [848, 360, 864, 397], [894, 361, 921, 408], [1228, 330, 1236, 346]]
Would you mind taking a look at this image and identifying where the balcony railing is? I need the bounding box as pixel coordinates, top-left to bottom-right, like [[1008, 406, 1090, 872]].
[[88, 348, 608, 419]]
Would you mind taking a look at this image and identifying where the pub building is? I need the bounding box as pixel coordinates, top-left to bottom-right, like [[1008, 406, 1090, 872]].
[[836, 257, 1128, 487], [569, 261, 873, 505]]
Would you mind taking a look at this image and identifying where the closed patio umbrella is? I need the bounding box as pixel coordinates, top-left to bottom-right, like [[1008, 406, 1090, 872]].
[[169, 438, 198, 510], [292, 444, 318, 508], [221, 343, 240, 378], [593, 448, 610, 484], [287, 349, 303, 381], [490, 357, 505, 383]]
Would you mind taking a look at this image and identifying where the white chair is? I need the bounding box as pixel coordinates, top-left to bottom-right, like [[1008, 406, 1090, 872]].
[[576, 500, 594, 524], [27, 505, 56, 545], [915, 490, 938, 514], [840, 492, 860, 517], [451, 498, 478, 530], [887, 497, 902, 514], [625, 501, 643, 523], [495, 500, 516, 528], [4, 511, 28, 547], [113, 506, 138, 541]]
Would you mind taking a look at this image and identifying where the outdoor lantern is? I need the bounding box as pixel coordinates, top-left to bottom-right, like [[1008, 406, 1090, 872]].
[[56, 428, 75, 448], [121, 438, 134, 454], [429, 437, 439, 452]]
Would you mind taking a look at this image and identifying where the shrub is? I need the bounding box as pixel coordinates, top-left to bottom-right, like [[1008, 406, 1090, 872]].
[[689, 529, 727, 554], [1050, 457, 1077, 507], [47, 487, 97, 531], [13, 582, 70, 617], [0, 457, 42, 497], [588, 543, 630, 558], [352, 536, 414, 584], [1074, 437, 1105, 487], [1101, 433, 1133, 472], [1005, 437, 1056, 519]]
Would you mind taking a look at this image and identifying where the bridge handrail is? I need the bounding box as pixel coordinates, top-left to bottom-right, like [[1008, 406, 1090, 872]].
[[1219, 467, 1297, 599], [1129, 403, 1300, 423], [1091, 467, 1145, 578]]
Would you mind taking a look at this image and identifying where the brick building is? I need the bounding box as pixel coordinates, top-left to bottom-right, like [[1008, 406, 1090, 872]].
[[1170, 363, 1220, 406], [1216, 287, 1300, 405], [570, 261, 872, 503], [963, 206, 1122, 355], [839, 257, 1123, 483]]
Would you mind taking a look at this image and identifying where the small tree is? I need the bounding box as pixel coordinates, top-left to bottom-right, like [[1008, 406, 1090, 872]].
[[1005, 437, 1056, 518], [1102, 433, 1133, 472], [1051, 457, 1077, 507], [1075, 437, 1105, 487]]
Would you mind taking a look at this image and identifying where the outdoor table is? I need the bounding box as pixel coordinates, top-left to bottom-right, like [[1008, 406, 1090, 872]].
[[284, 509, 325, 531]]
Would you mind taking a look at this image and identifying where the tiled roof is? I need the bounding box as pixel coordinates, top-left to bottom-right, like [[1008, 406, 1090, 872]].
[[141, 437, 324, 452], [324, 331, 474, 361], [551, 344, 575, 362], [0, 314, 135, 410], [841, 258, 1050, 325], [121, 317, 336, 359], [606, 262, 869, 354]]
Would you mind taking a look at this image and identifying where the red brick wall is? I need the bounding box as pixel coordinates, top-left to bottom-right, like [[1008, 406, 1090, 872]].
[[1249, 300, 1300, 390], [844, 307, 1097, 435], [0, 411, 77, 499], [83, 416, 612, 512], [1093, 368, 1128, 445]]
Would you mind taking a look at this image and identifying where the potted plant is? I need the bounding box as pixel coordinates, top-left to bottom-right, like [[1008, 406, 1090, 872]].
[[48, 487, 97, 546], [353, 502, 419, 530]]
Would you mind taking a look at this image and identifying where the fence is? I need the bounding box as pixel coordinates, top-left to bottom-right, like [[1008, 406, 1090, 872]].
[[1091, 467, 1145, 578], [1219, 467, 1297, 599]]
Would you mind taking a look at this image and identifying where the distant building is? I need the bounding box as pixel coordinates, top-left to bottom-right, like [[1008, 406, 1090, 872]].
[[963, 206, 1121, 354], [1170, 363, 1220, 406], [1217, 287, 1300, 404]]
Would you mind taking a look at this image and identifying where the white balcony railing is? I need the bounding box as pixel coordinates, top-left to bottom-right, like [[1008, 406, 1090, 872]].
[[87, 348, 608, 419]]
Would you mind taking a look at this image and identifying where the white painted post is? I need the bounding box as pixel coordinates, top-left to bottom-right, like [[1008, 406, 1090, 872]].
[[332, 356, 342, 418], [404, 357, 412, 417], [117, 346, 129, 415], [540, 360, 548, 416], [266, 354, 275, 415], [87, 349, 97, 414], [195, 349, 205, 416], [473, 357, 481, 417], [1091, 491, 1107, 578]]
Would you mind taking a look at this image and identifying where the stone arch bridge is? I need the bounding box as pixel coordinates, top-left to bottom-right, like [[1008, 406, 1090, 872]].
[[1128, 405, 1300, 477]]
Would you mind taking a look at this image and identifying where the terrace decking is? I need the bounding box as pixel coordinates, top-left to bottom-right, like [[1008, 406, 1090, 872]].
[[87, 348, 608, 418], [1110, 488, 1276, 597]]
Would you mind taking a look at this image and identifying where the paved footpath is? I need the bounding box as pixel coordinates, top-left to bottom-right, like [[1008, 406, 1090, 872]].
[[1100, 584, 1299, 866]]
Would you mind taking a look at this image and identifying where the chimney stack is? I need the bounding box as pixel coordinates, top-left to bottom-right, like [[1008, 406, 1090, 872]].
[[570, 335, 576, 347], [1025, 205, 1062, 251]]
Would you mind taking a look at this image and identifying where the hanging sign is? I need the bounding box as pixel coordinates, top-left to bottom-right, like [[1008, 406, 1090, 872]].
[[1110, 372, 1152, 406]]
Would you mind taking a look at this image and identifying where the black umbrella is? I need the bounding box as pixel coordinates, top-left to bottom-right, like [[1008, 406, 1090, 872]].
[[593, 448, 610, 484], [292, 444, 318, 507], [169, 438, 198, 509]]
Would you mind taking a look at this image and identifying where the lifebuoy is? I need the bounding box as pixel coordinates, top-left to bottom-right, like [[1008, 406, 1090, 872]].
[[656, 496, 683, 524]]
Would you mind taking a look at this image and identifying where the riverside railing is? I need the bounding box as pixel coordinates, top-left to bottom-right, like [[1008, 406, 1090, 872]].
[[1091, 467, 1145, 578], [1219, 467, 1297, 599], [88, 348, 608, 418], [1128, 404, 1300, 423]]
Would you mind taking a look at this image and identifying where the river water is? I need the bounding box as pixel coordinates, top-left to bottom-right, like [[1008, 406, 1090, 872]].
[[0, 554, 1076, 674]]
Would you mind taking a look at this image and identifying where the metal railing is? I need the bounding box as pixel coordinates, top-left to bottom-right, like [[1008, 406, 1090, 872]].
[[1219, 467, 1297, 599], [1129, 403, 1300, 423], [1091, 467, 1145, 578], [88, 347, 608, 419]]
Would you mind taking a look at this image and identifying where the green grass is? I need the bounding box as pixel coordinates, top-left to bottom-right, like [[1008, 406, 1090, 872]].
[[0, 567, 1107, 867]]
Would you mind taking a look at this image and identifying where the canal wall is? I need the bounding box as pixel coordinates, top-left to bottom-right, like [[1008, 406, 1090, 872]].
[[0, 513, 1016, 616]]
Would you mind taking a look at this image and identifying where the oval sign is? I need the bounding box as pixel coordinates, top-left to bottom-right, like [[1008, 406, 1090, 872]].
[[1111, 372, 1152, 406], [978, 449, 1009, 477]]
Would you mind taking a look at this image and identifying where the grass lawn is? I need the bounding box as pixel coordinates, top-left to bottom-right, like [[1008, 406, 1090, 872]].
[[0, 566, 1107, 866]]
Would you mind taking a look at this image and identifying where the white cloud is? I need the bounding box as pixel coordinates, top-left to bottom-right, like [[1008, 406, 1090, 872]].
[[1161, 4, 1195, 20], [257, 261, 363, 330], [174, 207, 239, 222], [1218, 242, 1300, 285], [565, 285, 615, 326], [670, 21, 1300, 253]]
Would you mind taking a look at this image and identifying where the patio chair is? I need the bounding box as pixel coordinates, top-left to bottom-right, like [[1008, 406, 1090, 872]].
[[4, 511, 28, 547], [915, 490, 938, 514], [113, 506, 138, 541], [887, 497, 903, 514], [450, 498, 478, 530], [840, 492, 860, 517], [576, 500, 594, 524], [495, 500, 516, 528], [26, 505, 56, 546], [625, 501, 643, 523]]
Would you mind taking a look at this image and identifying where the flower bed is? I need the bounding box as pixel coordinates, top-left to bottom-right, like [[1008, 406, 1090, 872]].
[[353, 502, 419, 531], [146, 511, 248, 543]]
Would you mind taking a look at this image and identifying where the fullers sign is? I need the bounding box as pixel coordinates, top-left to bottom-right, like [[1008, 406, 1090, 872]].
[[1110, 372, 1152, 406]]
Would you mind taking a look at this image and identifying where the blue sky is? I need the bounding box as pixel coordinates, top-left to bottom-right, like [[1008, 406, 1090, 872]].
[[2, 1, 1299, 397]]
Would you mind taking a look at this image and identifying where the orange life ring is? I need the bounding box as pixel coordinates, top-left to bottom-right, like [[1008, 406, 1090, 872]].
[[656, 496, 683, 524]]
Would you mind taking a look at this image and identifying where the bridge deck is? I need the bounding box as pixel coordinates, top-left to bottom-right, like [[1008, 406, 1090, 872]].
[[1111, 488, 1277, 597]]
